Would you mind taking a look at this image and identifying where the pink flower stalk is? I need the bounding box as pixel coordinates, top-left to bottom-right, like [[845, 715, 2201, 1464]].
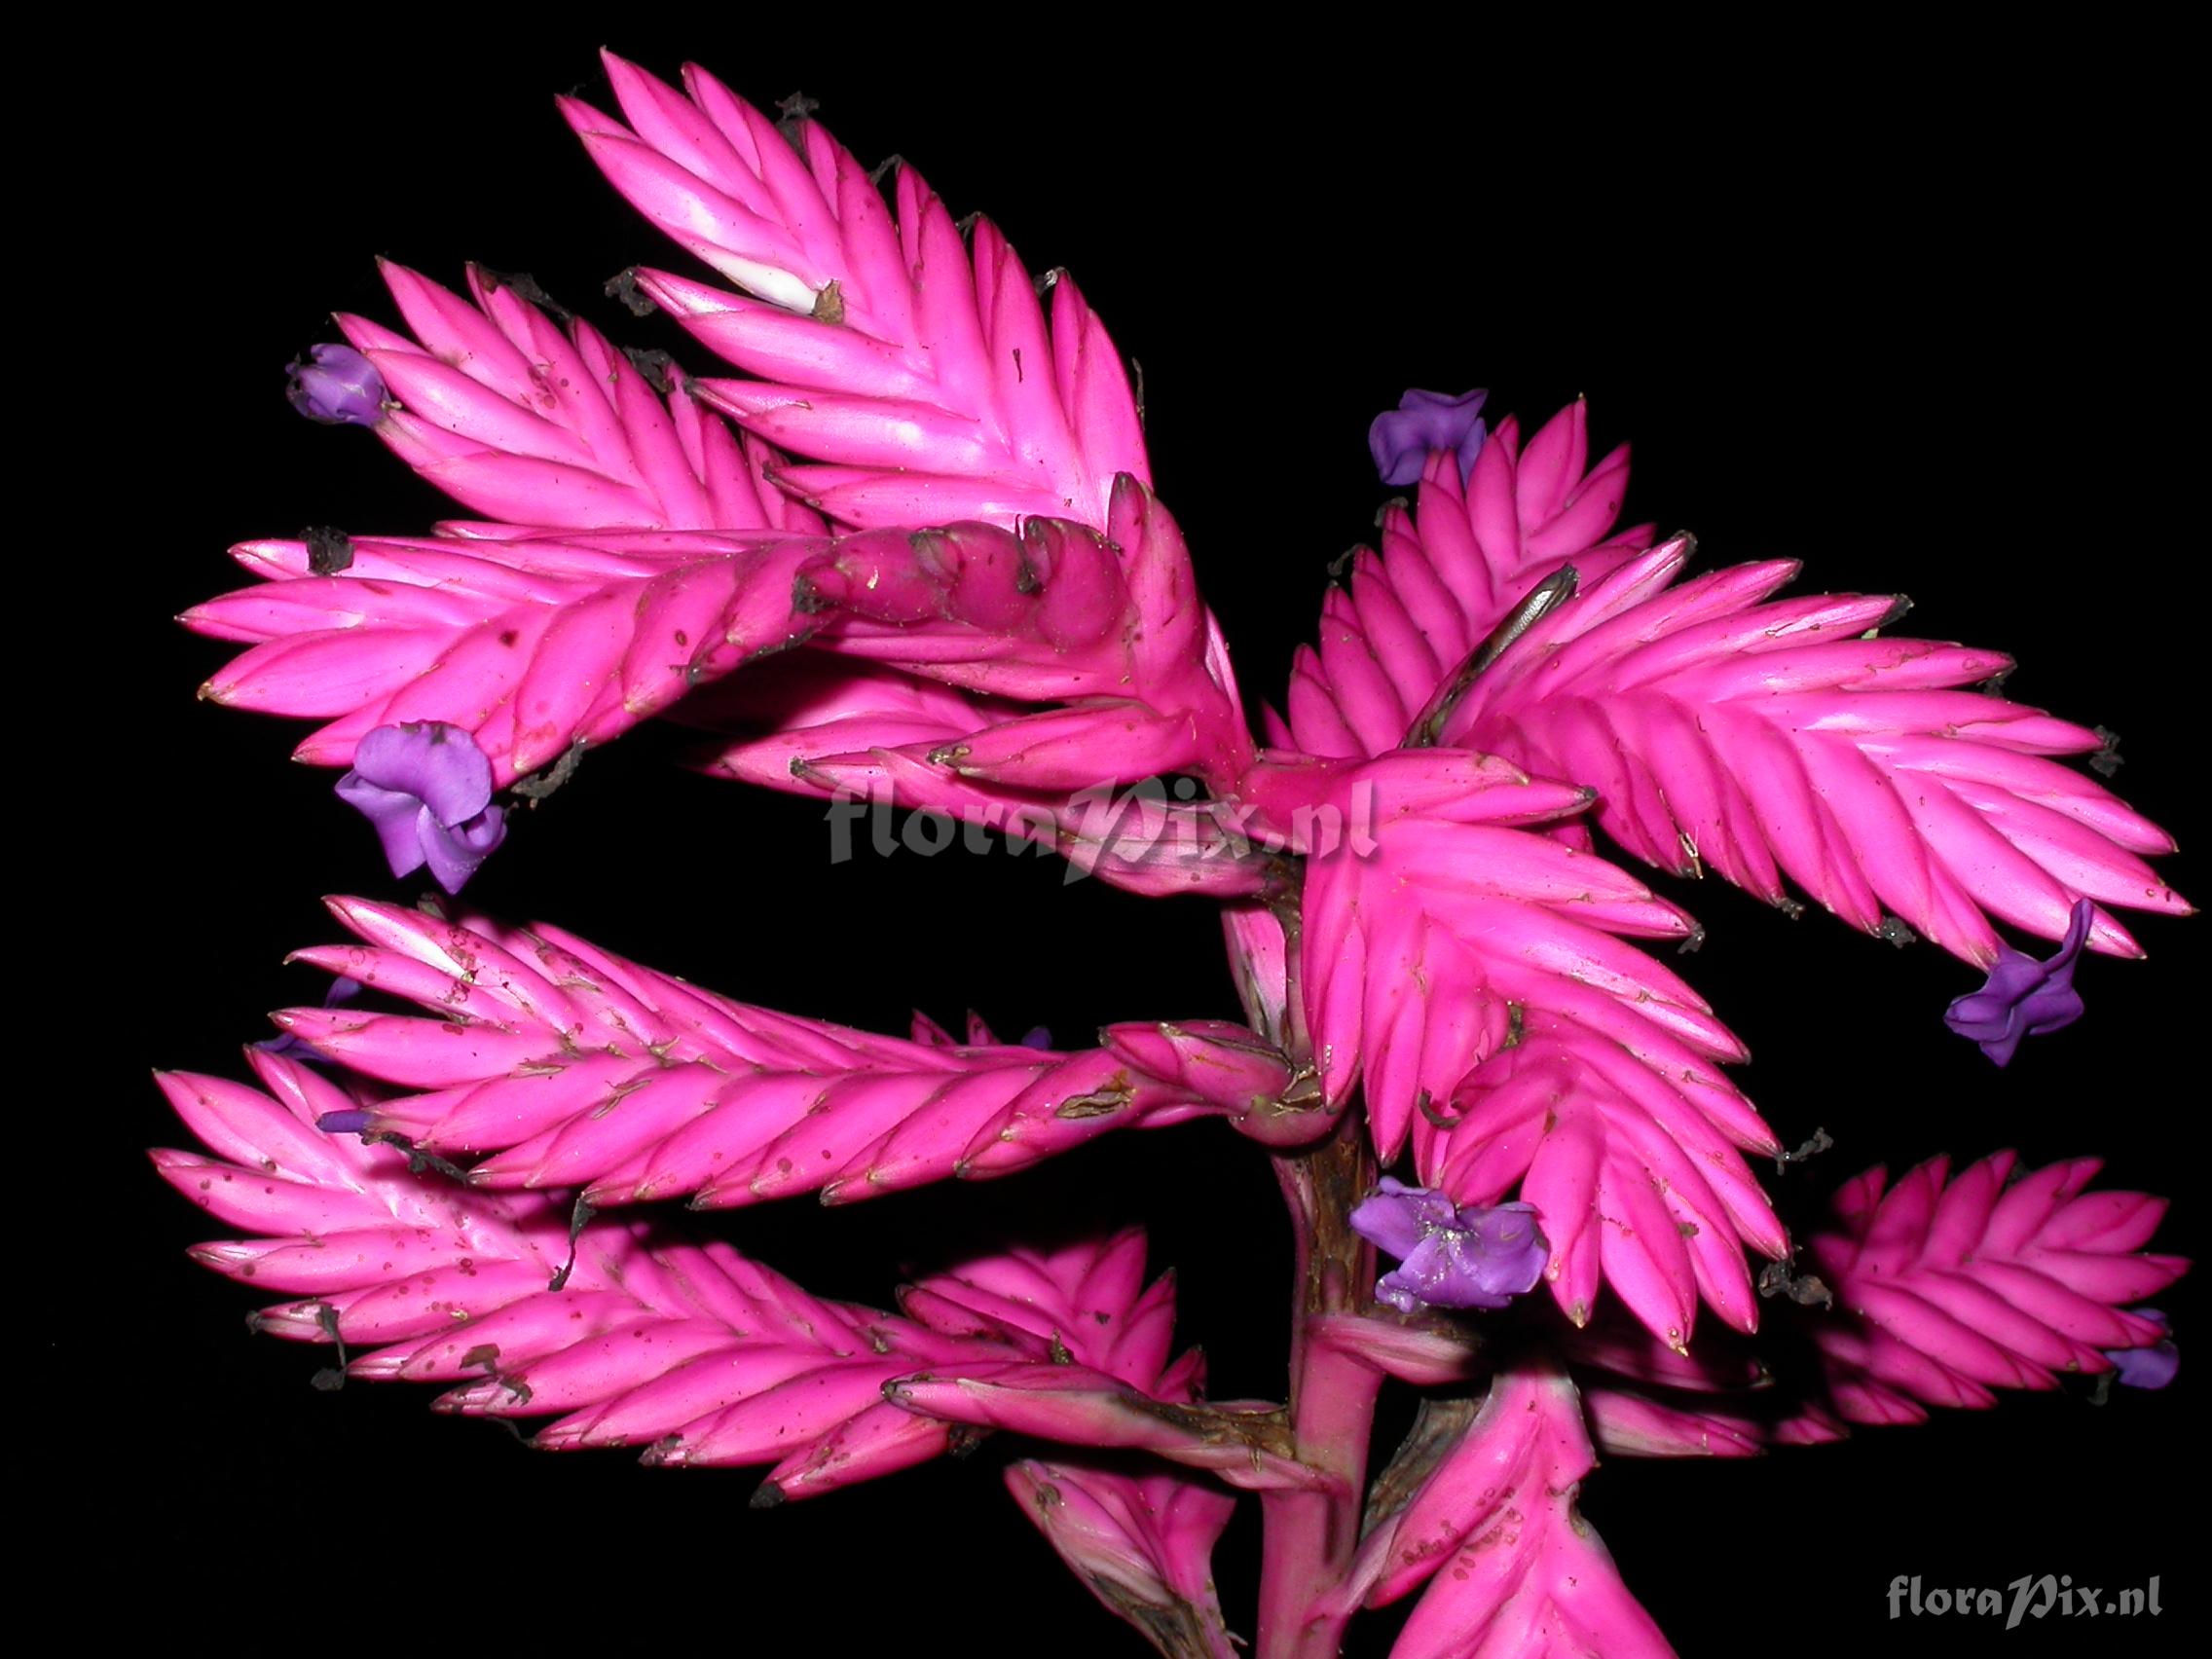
[[162, 50, 2191, 1659]]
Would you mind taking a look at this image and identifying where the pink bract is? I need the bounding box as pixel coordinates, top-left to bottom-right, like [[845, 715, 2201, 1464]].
[[160, 51, 2187, 1659]]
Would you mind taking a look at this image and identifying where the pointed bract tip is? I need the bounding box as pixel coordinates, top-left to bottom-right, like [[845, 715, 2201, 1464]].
[[750, 1481, 787, 1509]]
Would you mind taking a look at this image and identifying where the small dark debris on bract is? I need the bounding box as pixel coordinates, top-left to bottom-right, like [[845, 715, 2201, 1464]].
[[604, 268, 657, 317], [305, 526, 353, 575], [1757, 1259, 1833, 1309]]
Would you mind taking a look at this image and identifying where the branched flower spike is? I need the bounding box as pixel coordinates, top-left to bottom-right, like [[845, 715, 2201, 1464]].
[[162, 52, 2188, 1659]]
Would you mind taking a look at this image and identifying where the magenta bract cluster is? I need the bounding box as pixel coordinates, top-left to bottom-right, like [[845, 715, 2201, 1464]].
[[160, 50, 2189, 1659]]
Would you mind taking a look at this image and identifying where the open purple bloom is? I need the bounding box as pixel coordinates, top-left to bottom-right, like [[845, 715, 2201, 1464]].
[[286, 343, 387, 426], [2106, 1309, 2179, 1389], [1350, 1176, 1548, 1313], [1944, 899, 2094, 1066], [335, 722, 507, 894], [1369, 387, 1489, 487]]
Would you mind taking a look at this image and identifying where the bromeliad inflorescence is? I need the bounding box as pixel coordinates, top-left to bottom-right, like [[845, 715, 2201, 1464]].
[[159, 52, 2188, 1659]]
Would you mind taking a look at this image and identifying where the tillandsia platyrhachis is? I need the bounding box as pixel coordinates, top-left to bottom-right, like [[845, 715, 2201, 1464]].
[[158, 53, 2192, 1658]]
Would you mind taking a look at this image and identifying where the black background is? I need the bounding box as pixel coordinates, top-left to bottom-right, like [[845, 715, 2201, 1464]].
[[65, 33, 2199, 1657]]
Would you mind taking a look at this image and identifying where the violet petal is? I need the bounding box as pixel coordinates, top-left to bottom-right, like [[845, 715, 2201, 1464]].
[[337, 723, 505, 891], [1353, 1180, 1548, 1314], [255, 977, 364, 1061], [286, 344, 387, 427], [1369, 387, 1489, 487], [350, 722, 496, 826], [2106, 1309, 2179, 1389], [1944, 900, 2095, 1066], [334, 773, 433, 878], [421, 806, 508, 895], [1350, 1176, 1456, 1261]]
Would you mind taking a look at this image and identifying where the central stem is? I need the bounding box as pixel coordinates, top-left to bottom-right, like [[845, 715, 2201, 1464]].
[[1255, 1119, 1381, 1659]]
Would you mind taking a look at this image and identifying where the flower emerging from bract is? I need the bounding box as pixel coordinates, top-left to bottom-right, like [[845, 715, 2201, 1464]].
[[253, 976, 361, 1061], [286, 343, 387, 426], [1350, 1176, 1547, 1313], [1369, 387, 1488, 487], [2107, 1309, 2179, 1389], [1944, 899, 2093, 1066], [335, 722, 507, 893]]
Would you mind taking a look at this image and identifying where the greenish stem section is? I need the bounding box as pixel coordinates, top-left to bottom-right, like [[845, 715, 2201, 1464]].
[[1254, 1120, 1381, 1659]]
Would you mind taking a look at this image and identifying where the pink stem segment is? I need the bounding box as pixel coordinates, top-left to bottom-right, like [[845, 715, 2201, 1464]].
[[1257, 1124, 1382, 1659]]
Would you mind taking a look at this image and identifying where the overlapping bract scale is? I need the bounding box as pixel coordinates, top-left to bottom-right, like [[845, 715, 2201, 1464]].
[[886, 1233, 1329, 1493], [1547, 1153, 2186, 1451], [162, 51, 2198, 1654], [186, 259, 842, 785], [190, 528, 825, 781], [337, 260, 829, 535], [1804, 1152, 2184, 1422], [190, 56, 1258, 889], [1007, 1459, 1240, 1659], [154, 1059, 1245, 1498], [1411, 1027, 1788, 1346], [1576, 1384, 1832, 1459], [681, 488, 1262, 895], [1292, 405, 2183, 961], [155, 1051, 575, 1339], [189, 477, 1247, 802], [551, 54, 1254, 817], [1325, 1363, 1674, 1658], [1441, 538, 2186, 960], [274, 899, 1290, 1203], [783, 477, 1252, 789], [565, 51, 1146, 534], [1280, 401, 1654, 758], [1241, 750, 1783, 1344], [1553, 1314, 1844, 1457]]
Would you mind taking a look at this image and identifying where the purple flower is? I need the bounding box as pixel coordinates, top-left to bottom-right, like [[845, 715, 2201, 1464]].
[[1349, 1176, 1548, 1313], [2106, 1309, 2179, 1390], [1943, 899, 2094, 1066], [318, 1109, 376, 1137], [286, 343, 387, 426], [1369, 387, 1489, 488], [336, 722, 508, 894], [254, 977, 363, 1062]]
